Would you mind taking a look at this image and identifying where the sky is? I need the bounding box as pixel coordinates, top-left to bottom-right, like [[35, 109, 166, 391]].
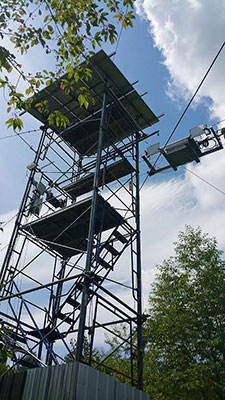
[[1, 0, 225, 313]]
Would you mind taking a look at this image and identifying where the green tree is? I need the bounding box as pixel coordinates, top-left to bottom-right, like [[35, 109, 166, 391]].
[[0, 0, 135, 130], [0, 340, 8, 375], [99, 324, 136, 384], [65, 336, 102, 364], [144, 226, 225, 399], [65, 329, 135, 383]]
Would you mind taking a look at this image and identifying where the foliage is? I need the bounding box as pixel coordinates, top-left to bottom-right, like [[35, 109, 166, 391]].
[[102, 324, 137, 384], [65, 327, 136, 383], [65, 336, 102, 364], [0, 341, 8, 375], [0, 327, 13, 376], [144, 226, 225, 400], [0, 0, 135, 130]]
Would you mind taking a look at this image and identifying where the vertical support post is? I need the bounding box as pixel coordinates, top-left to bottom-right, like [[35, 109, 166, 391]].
[[52, 258, 67, 322], [76, 91, 107, 362], [135, 130, 143, 390], [46, 258, 67, 365], [88, 296, 98, 366], [130, 320, 134, 386], [0, 128, 47, 287]]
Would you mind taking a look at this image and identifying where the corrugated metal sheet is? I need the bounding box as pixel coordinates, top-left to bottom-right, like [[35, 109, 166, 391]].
[[1, 362, 149, 400], [0, 371, 26, 400], [76, 363, 149, 400]]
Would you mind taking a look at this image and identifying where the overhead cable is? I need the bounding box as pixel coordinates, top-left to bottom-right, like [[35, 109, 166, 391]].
[[183, 166, 225, 197], [212, 118, 225, 127], [160, 40, 225, 152], [140, 40, 225, 191], [140, 158, 225, 198], [0, 129, 40, 141]]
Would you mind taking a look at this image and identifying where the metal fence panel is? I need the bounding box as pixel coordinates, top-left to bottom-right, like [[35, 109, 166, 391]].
[[0, 371, 26, 400], [76, 363, 117, 400], [22, 365, 48, 400], [1, 362, 149, 400]]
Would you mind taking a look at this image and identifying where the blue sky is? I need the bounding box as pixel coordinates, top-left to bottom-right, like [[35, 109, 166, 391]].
[[1, 0, 225, 305]]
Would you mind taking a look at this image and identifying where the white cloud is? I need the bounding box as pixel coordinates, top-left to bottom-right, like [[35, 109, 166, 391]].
[[136, 0, 225, 120], [134, 0, 225, 303]]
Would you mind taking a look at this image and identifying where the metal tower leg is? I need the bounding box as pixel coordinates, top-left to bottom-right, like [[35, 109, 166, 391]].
[[0, 128, 47, 287], [76, 91, 107, 362], [135, 131, 143, 390]]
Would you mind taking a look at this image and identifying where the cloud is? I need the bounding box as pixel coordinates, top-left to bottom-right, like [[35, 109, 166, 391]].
[[133, 0, 225, 304], [136, 0, 225, 120], [140, 148, 225, 306]]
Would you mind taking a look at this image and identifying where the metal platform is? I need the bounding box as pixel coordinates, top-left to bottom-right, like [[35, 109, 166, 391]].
[[27, 50, 159, 155], [28, 326, 61, 342], [63, 158, 134, 199], [22, 195, 124, 257]]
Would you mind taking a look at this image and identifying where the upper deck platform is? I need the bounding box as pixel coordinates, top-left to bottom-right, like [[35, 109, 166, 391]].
[[27, 50, 159, 155]]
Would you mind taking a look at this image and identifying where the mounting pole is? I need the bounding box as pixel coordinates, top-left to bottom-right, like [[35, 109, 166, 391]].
[[76, 91, 107, 362], [135, 130, 143, 390]]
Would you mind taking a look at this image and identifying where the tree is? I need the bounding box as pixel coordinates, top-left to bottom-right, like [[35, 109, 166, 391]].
[[99, 324, 137, 384], [64, 336, 102, 365], [64, 328, 136, 384], [0, 340, 8, 375], [62, 226, 225, 396], [144, 226, 225, 400], [0, 0, 135, 130]]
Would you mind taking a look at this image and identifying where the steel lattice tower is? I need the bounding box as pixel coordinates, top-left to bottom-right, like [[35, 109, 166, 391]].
[[0, 51, 159, 388]]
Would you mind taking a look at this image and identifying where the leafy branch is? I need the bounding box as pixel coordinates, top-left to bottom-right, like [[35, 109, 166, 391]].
[[0, 0, 135, 131]]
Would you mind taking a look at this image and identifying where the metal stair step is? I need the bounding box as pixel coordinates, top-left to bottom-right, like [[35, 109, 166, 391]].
[[65, 296, 80, 308], [113, 230, 128, 244], [76, 282, 83, 291], [18, 359, 38, 368], [92, 274, 103, 283], [98, 257, 112, 270], [11, 333, 27, 344], [28, 326, 61, 342], [57, 312, 74, 325], [103, 242, 120, 257]]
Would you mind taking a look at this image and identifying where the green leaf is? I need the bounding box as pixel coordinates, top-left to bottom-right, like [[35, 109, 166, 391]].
[[6, 117, 23, 131], [0, 0, 135, 138], [78, 93, 85, 107]]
